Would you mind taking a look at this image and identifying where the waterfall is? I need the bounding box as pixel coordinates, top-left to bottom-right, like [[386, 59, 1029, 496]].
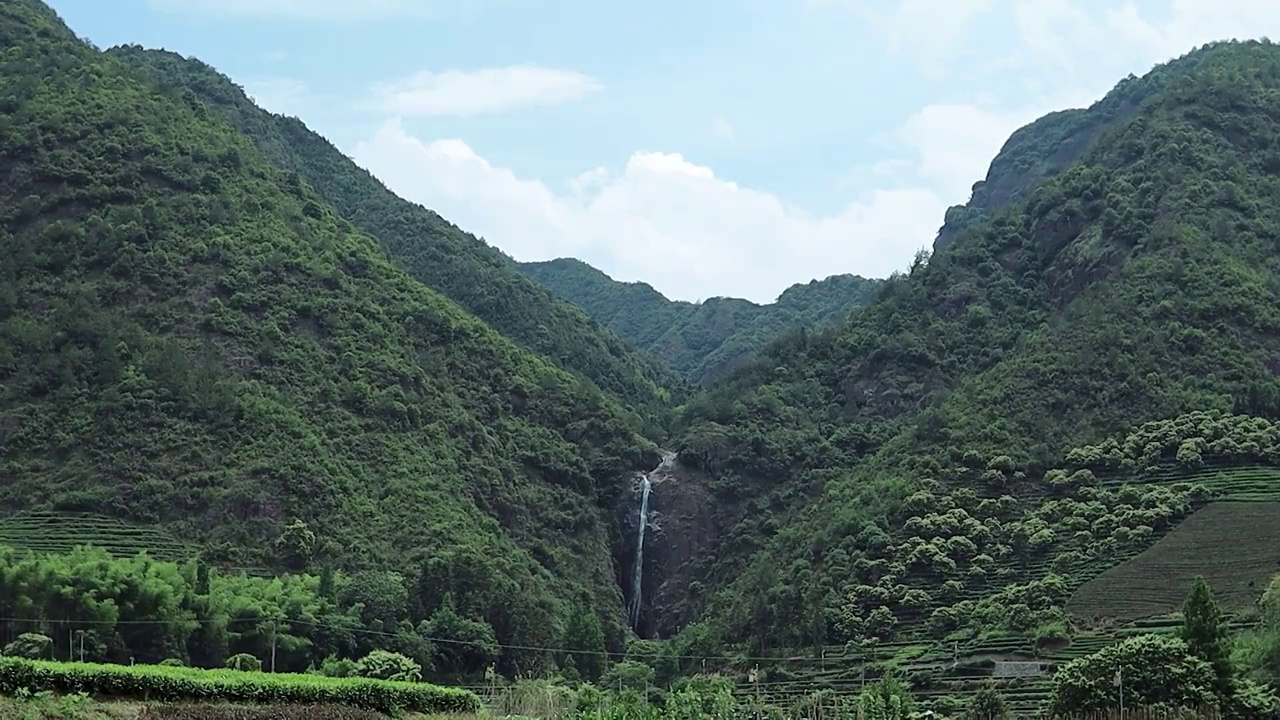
[[627, 475, 652, 630], [626, 451, 674, 632]]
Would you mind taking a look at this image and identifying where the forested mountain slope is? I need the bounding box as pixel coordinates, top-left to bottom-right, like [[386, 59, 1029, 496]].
[[108, 46, 682, 435], [0, 0, 658, 665], [662, 39, 1280, 651], [933, 64, 1184, 252], [518, 257, 881, 385]]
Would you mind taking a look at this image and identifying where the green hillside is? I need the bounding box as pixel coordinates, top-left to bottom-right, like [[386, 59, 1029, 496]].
[[689, 413, 1280, 716], [518, 257, 881, 385], [0, 0, 658, 670], [664, 38, 1280, 657], [108, 46, 682, 436]]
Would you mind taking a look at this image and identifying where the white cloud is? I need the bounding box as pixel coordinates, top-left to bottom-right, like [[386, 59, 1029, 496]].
[[1007, 0, 1280, 85], [352, 119, 961, 303], [864, 0, 1280, 89], [327, 0, 1280, 305], [148, 0, 440, 20], [368, 67, 602, 118]]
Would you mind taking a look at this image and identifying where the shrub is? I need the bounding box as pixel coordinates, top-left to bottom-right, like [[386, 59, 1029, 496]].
[[1049, 635, 1217, 715], [311, 655, 358, 678], [967, 684, 1011, 720], [225, 654, 261, 672], [353, 649, 421, 682], [0, 657, 478, 715], [140, 704, 385, 720], [4, 633, 53, 660]]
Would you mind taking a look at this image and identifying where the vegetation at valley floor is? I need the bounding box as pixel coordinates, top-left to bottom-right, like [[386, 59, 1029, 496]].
[[0, 539, 1273, 718]]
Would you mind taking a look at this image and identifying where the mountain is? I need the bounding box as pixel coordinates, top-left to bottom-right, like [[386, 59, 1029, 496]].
[[638, 39, 1280, 667], [106, 46, 683, 436], [517, 258, 882, 385], [0, 0, 662, 670], [5, 0, 1280, 709]]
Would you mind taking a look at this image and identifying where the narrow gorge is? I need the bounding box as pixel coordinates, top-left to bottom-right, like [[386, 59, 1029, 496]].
[[615, 451, 717, 639]]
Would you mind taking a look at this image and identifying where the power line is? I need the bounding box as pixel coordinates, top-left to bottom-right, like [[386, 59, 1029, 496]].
[[0, 462, 1264, 666]]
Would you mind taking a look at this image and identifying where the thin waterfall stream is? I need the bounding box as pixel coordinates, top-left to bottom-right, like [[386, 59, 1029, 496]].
[[627, 451, 675, 632], [627, 475, 651, 629]]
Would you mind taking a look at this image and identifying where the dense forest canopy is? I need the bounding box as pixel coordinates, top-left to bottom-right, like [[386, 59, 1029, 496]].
[[669, 36, 1280, 648], [107, 44, 684, 439], [0, 0, 660, 674], [517, 258, 882, 386]]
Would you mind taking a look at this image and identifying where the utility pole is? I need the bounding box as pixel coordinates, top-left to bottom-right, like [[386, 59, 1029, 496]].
[[749, 665, 761, 720], [1114, 668, 1123, 716], [269, 620, 277, 673]]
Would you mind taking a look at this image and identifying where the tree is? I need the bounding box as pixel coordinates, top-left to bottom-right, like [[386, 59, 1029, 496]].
[[355, 649, 422, 682], [3, 633, 53, 660], [1181, 576, 1232, 694], [225, 653, 262, 672], [857, 675, 916, 720], [1049, 634, 1217, 715], [1239, 574, 1280, 681], [967, 684, 1011, 720], [338, 570, 408, 631], [563, 605, 607, 681], [421, 594, 498, 675], [273, 519, 316, 572]]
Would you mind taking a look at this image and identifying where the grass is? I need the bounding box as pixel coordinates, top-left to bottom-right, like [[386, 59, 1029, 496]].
[[0, 513, 196, 562], [1066, 501, 1280, 622], [0, 693, 142, 719]]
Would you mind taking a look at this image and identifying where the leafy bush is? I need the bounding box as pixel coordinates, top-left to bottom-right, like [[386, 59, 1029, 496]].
[[224, 654, 261, 672], [1049, 635, 1217, 715], [4, 633, 53, 660], [311, 655, 358, 678], [0, 657, 478, 715], [966, 684, 1011, 720], [140, 704, 385, 720], [353, 649, 421, 682]]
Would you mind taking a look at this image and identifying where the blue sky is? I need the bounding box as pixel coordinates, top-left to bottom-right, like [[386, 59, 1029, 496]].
[[48, 0, 1280, 303]]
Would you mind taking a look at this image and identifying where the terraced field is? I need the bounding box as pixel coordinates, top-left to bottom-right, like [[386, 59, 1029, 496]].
[[0, 512, 196, 561], [1095, 464, 1280, 502], [1066, 501, 1280, 622], [746, 464, 1280, 717]]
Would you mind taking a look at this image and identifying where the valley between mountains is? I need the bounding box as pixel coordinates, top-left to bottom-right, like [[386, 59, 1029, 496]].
[[1, 1, 1279, 717]]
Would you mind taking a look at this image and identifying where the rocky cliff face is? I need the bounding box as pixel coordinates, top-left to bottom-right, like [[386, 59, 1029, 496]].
[[613, 454, 718, 638]]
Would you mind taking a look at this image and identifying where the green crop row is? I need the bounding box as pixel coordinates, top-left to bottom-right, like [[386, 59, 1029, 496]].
[[139, 703, 387, 719], [0, 658, 480, 715]]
